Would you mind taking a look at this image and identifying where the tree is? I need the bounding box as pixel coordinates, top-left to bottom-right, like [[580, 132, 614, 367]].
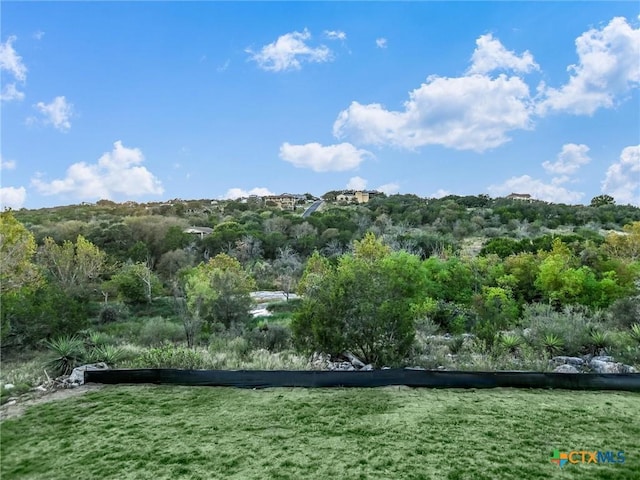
[[0, 212, 41, 295], [108, 262, 163, 304], [272, 246, 302, 300], [37, 235, 106, 297], [292, 235, 428, 366], [184, 253, 256, 330], [590, 194, 615, 207]]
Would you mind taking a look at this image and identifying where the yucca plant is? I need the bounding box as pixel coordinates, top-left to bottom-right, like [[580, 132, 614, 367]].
[[448, 336, 465, 355], [630, 324, 640, 344], [500, 333, 524, 354], [541, 333, 564, 356], [586, 329, 610, 355], [45, 336, 85, 376], [87, 344, 125, 367]]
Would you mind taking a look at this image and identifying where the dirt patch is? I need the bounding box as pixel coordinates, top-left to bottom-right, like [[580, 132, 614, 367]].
[[0, 384, 104, 421]]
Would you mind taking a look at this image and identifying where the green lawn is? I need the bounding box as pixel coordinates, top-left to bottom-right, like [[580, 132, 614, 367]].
[[1, 386, 638, 480]]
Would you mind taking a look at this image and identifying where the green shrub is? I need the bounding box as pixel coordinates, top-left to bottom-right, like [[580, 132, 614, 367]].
[[630, 324, 640, 344], [266, 298, 302, 313], [448, 336, 466, 355], [541, 333, 564, 356], [98, 302, 130, 324], [138, 317, 185, 346], [244, 325, 292, 352], [86, 345, 125, 366], [499, 333, 524, 354], [522, 303, 594, 356], [134, 344, 206, 369], [45, 335, 85, 376]]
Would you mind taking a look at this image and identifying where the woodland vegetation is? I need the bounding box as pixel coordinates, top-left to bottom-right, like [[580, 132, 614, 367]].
[[1, 193, 639, 398]]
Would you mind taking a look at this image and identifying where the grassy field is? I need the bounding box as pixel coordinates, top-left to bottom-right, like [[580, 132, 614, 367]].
[[1, 386, 638, 480]]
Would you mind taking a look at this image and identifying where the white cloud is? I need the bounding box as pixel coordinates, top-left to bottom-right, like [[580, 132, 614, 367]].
[[31, 141, 164, 200], [35, 96, 73, 131], [0, 36, 27, 82], [376, 38, 388, 49], [542, 143, 591, 175], [537, 17, 640, 115], [334, 73, 534, 152], [280, 142, 372, 172], [217, 59, 230, 72], [375, 182, 400, 195], [0, 186, 26, 209], [325, 30, 346, 41], [0, 156, 16, 170], [468, 33, 539, 74], [222, 187, 275, 200], [602, 145, 640, 206], [1, 83, 25, 102], [0, 36, 27, 102], [488, 175, 584, 204], [246, 29, 332, 72], [33, 31, 45, 41], [430, 189, 452, 199], [347, 176, 368, 190]]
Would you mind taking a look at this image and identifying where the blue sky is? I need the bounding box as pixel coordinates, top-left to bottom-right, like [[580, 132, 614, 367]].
[[1, 1, 639, 209]]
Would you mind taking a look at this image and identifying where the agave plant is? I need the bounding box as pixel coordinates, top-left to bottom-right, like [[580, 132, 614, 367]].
[[500, 333, 524, 354], [630, 324, 640, 344], [586, 329, 610, 355], [87, 344, 125, 366], [448, 336, 465, 355], [542, 333, 564, 356], [45, 335, 85, 376]]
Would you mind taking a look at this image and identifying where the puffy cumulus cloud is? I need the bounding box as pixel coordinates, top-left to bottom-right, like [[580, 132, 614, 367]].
[[430, 189, 452, 199], [468, 34, 539, 75], [0, 186, 26, 209], [537, 17, 640, 115], [488, 175, 584, 204], [0, 36, 27, 82], [325, 30, 346, 41], [0, 156, 16, 170], [280, 142, 372, 172], [602, 145, 640, 206], [375, 38, 388, 49], [246, 29, 332, 72], [31, 141, 164, 200], [334, 73, 534, 152], [542, 143, 591, 175], [0, 36, 27, 102], [222, 187, 275, 200], [375, 182, 400, 195], [1, 83, 25, 102], [35, 96, 73, 131], [347, 176, 368, 190]]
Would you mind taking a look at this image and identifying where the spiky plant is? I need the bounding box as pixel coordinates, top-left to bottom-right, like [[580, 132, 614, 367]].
[[45, 336, 85, 376], [541, 333, 564, 356], [87, 344, 125, 366], [500, 333, 524, 354], [629, 324, 640, 344], [586, 329, 610, 355], [448, 336, 465, 355]]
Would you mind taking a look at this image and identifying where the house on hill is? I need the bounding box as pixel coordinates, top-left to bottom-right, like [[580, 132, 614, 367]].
[[336, 190, 380, 204], [506, 193, 534, 202], [183, 226, 213, 238], [263, 193, 306, 210]]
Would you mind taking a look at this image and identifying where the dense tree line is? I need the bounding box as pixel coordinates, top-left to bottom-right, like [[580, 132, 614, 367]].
[[2, 194, 640, 358]]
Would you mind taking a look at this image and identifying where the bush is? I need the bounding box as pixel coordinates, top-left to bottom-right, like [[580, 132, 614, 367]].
[[86, 344, 125, 366], [45, 335, 85, 376], [138, 317, 185, 346], [98, 302, 130, 324], [134, 344, 206, 369], [522, 303, 595, 356], [266, 298, 302, 314], [245, 325, 292, 352]]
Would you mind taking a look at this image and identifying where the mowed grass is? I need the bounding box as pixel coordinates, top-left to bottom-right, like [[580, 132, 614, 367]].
[[1, 386, 639, 480]]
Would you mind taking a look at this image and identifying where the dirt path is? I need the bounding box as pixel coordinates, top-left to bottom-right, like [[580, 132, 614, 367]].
[[0, 384, 105, 421]]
